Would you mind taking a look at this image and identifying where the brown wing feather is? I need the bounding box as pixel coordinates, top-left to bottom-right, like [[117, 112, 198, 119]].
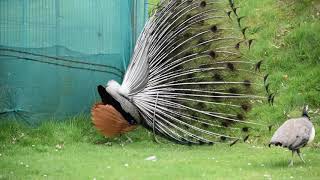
[[91, 103, 136, 137]]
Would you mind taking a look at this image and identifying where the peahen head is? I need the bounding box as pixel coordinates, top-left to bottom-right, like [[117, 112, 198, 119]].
[[302, 105, 309, 118]]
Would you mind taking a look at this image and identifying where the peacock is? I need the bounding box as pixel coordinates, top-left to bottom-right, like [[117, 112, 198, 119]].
[[92, 0, 272, 145]]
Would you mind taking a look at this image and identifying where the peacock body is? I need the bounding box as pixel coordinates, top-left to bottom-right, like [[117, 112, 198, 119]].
[[92, 0, 270, 145]]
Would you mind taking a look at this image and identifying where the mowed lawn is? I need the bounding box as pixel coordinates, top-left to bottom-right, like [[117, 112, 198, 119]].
[[0, 121, 320, 180], [1, 0, 320, 179]]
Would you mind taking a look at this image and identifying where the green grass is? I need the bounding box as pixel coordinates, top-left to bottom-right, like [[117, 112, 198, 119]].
[[1, 0, 320, 179], [241, 0, 320, 140], [147, 0, 160, 16], [1, 119, 320, 179]]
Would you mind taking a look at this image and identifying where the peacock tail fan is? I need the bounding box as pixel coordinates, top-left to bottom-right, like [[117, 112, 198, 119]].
[[115, 0, 271, 145]]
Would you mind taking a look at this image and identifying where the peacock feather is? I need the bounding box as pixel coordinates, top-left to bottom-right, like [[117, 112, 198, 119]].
[[92, 0, 272, 145]]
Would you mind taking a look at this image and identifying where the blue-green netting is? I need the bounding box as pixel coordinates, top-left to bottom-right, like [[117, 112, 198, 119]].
[[0, 0, 148, 124]]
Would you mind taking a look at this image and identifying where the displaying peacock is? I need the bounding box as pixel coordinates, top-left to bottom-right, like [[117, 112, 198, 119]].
[[92, 0, 272, 145]]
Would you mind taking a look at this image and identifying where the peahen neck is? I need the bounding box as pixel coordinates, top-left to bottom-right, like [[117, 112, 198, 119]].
[[302, 107, 310, 119]]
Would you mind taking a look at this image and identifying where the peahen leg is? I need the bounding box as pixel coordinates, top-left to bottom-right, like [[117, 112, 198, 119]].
[[288, 150, 294, 166], [297, 149, 306, 163]]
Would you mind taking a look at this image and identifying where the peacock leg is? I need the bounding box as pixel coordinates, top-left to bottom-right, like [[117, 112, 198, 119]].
[[152, 93, 161, 144]]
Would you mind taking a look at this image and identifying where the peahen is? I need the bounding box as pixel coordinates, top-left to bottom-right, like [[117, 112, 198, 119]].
[[269, 106, 315, 166], [91, 0, 272, 145]]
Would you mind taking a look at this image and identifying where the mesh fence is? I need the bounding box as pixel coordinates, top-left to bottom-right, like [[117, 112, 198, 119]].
[[0, 0, 148, 123]]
